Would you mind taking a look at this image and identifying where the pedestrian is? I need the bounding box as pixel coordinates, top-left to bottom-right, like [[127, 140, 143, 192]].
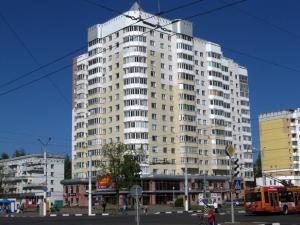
[[122, 202, 127, 215], [101, 199, 106, 213], [213, 199, 218, 213], [144, 205, 148, 215], [207, 206, 216, 225]]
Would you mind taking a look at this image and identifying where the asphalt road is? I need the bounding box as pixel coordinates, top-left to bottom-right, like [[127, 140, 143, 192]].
[[0, 213, 299, 225]]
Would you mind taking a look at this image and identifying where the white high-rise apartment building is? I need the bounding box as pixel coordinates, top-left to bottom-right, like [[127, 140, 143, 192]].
[[72, 2, 254, 186]]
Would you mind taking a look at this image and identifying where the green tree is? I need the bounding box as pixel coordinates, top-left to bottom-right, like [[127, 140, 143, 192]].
[[99, 143, 141, 206], [64, 154, 72, 179], [12, 149, 26, 158], [0, 152, 9, 159], [254, 152, 262, 178]]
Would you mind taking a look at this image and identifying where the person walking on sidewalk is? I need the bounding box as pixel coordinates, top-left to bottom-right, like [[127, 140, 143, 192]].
[[101, 199, 106, 213], [207, 206, 216, 225]]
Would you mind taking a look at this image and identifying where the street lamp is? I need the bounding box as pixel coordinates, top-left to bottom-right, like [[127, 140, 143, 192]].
[[37, 137, 51, 217]]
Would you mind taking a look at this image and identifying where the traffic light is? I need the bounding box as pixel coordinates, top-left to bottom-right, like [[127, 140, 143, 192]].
[[233, 158, 239, 177]]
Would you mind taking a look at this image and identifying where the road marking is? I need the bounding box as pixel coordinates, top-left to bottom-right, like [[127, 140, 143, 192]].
[[219, 212, 226, 215], [238, 210, 246, 213], [165, 211, 172, 214], [50, 214, 57, 217], [62, 214, 69, 217], [188, 210, 193, 213], [191, 213, 197, 216], [177, 211, 183, 214], [102, 213, 109, 216], [154, 212, 160, 214], [75, 214, 82, 216]]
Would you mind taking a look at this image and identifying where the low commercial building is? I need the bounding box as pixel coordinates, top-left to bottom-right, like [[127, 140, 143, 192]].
[[0, 154, 65, 207], [61, 175, 237, 207]]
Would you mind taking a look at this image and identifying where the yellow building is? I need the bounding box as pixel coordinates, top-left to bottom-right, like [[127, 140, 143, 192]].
[[259, 109, 300, 185]]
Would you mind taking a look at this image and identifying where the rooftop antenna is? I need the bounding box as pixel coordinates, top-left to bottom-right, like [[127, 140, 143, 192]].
[[138, 0, 142, 19], [157, 0, 161, 26]]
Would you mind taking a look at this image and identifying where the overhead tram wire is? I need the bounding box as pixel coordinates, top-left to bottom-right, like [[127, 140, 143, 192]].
[[0, 0, 248, 97], [217, 0, 300, 41], [0, 0, 205, 90], [0, 11, 71, 105]]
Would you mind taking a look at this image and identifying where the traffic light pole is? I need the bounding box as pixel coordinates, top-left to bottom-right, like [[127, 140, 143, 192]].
[[229, 158, 235, 223]]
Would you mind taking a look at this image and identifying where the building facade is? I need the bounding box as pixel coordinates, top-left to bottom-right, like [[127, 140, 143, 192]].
[[0, 154, 65, 203], [259, 109, 300, 185], [61, 175, 231, 207], [72, 3, 254, 185]]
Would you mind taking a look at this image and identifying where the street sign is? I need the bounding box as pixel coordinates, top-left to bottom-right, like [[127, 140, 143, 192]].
[[226, 144, 235, 158], [233, 179, 241, 193], [130, 185, 142, 197]]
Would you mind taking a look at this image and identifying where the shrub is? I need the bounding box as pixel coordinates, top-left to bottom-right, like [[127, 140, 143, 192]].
[[174, 197, 184, 207]]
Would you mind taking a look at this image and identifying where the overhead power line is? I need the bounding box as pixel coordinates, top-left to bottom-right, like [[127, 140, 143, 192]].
[[218, 0, 300, 41], [0, 11, 71, 105], [222, 46, 300, 73], [0, 0, 205, 91], [0, 0, 247, 97]]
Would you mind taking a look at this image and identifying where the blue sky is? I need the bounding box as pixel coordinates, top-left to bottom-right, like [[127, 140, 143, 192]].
[[0, 0, 299, 158]]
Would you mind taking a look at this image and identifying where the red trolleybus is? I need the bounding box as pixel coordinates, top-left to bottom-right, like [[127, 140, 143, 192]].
[[245, 186, 300, 214]]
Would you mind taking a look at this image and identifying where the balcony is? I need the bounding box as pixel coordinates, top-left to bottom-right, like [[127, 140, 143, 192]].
[[23, 183, 44, 189]]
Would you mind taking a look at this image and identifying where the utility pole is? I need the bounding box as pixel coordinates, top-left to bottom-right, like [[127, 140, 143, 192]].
[[88, 151, 93, 216], [37, 137, 51, 217], [184, 150, 188, 211]]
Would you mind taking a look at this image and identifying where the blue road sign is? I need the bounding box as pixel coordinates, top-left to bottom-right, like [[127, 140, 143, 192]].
[[202, 198, 208, 206], [233, 179, 241, 193]]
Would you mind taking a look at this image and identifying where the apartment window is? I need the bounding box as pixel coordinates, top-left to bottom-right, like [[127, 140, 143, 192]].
[[150, 40, 155, 46], [152, 146, 158, 153], [160, 33, 164, 39], [163, 137, 167, 142], [161, 63, 164, 69], [51, 172, 54, 177], [171, 148, 175, 154], [50, 188, 54, 192], [150, 50, 155, 56], [160, 43, 164, 49], [161, 73, 165, 79], [51, 180, 54, 185], [163, 147, 167, 153], [161, 53, 164, 58], [51, 164, 54, 169], [152, 124, 157, 131], [152, 114, 157, 120], [162, 125, 167, 132], [152, 136, 158, 141]]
